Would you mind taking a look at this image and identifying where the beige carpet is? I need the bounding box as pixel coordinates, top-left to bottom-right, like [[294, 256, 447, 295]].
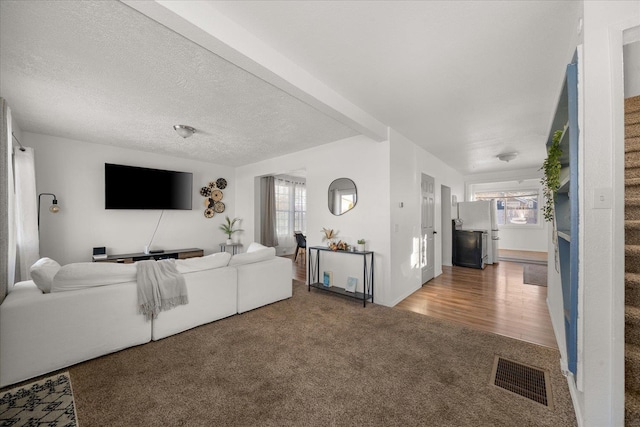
[[625, 94, 640, 424], [63, 282, 575, 427]]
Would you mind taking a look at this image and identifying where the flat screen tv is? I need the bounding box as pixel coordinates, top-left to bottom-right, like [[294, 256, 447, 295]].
[[105, 163, 193, 210]]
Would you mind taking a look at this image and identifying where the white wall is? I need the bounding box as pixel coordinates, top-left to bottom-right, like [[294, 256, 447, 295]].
[[624, 41, 640, 97], [389, 130, 465, 306], [235, 135, 393, 305], [578, 2, 640, 426], [440, 185, 452, 267], [25, 132, 235, 265], [464, 168, 548, 252]]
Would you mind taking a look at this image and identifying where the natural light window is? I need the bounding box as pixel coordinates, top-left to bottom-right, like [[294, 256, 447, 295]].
[[275, 177, 306, 240], [474, 190, 539, 226]]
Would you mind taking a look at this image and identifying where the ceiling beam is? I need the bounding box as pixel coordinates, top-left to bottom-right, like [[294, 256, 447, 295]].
[[121, 0, 388, 142]]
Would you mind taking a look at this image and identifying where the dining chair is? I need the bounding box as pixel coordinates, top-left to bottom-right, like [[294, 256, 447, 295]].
[[294, 231, 306, 262]]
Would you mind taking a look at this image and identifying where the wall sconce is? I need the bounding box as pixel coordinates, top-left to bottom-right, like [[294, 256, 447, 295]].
[[38, 193, 59, 227]]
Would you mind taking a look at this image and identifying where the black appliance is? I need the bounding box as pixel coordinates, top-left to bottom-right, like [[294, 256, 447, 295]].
[[105, 163, 193, 210], [452, 223, 486, 269]]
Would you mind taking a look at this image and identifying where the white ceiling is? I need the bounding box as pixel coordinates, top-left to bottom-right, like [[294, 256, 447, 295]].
[[0, 0, 358, 166], [0, 0, 582, 174]]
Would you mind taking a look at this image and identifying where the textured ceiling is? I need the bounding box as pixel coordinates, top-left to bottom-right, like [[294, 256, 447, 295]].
[[209, 0, 582, 175], [1, 1, 582, 175], [0, 0, 358, 166]]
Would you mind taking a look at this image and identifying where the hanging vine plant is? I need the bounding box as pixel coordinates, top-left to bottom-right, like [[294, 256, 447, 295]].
[[540, 129, 564, 222]]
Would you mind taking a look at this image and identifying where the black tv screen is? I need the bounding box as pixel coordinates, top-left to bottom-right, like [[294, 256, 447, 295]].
[[105, 163, 193, 210]]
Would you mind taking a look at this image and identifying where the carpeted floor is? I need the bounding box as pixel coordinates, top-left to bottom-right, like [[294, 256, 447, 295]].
[[523, 264, 548, 287], [61, 282, 575, 426]]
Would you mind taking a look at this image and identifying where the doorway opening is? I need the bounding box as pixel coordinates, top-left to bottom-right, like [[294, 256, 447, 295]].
[[255, 170, 307, 283]]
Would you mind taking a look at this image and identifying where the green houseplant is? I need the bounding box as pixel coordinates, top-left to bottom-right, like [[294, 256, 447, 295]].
[[540, 129, 564, 222], [220, 216, 243, 244], [357, 239, 366, 252]]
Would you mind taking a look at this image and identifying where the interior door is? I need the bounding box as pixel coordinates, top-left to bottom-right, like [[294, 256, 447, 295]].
[[421, 174, 435, 284]]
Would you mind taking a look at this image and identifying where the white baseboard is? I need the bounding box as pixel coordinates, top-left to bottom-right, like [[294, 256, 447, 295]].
[[390, 283, 421, 307], [547, 298, 583, 426], [567, 372, 584, 427]]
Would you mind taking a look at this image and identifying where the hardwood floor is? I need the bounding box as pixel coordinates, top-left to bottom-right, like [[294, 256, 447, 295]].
[[499, 248, 548, 264], [282, 252, 557, 349], [396, 261, 557, 349], [282, 253, 306, 282]]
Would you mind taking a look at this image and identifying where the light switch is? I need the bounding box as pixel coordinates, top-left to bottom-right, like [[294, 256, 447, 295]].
[[394, 224, 399, 233], [593, 187, 612, 209]]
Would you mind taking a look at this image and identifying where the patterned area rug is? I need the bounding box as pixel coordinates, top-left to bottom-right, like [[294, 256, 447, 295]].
[[0, 372, 78, 426], [523, 264, 548, 287]]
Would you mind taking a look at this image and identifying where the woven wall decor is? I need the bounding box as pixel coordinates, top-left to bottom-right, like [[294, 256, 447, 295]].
[[200, 178, 226, 218]]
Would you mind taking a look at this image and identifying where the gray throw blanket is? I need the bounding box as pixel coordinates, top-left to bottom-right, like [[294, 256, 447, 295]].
[[136, 259, 188, 321]]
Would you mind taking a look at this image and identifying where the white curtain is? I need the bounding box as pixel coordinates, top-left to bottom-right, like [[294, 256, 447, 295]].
[[14, 147, 39, 281], [6, 103, 16, 292], [0, 98, 12, 303]]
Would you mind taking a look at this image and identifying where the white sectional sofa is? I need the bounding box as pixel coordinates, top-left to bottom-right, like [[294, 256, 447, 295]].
[[0, 244, 292, 387]]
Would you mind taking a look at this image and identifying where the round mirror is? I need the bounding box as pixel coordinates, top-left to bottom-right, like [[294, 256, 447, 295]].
[[328, 178, 357, 215]]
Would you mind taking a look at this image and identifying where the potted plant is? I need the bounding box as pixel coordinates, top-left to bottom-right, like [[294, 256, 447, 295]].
[[220, 216, 243, 244], [540, 129, 563, 222], [357, 239, 366, 252]]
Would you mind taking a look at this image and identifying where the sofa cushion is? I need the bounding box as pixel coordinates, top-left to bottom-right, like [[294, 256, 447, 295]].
[[228, 247, 276, 266], [175, 252, 231, 273], [246, 242, 267, 253], [29, 258, 61, 293], [51, 262, 137, 292]]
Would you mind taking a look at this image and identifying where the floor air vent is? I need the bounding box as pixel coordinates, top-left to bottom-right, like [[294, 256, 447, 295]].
[[490, 356, 553, 408]]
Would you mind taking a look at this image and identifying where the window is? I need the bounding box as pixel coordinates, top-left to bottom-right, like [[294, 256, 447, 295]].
[[474, 190, 540, 226], [275, 177, 306, 246]]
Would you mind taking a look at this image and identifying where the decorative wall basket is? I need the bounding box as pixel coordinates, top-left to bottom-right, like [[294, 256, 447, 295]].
[[201, 178, 227, 218]]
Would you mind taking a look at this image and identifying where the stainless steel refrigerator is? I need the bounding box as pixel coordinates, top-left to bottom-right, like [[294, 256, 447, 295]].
[[457, 200, 499, 264]]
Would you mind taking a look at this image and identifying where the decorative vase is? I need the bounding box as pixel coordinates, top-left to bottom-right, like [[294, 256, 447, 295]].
[[358, 244, 365, 252], [226, 238, 233, 245]]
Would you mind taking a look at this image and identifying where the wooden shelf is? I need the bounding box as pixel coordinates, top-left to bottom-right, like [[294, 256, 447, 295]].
[[558, 168, 571, 193], [549, 56, 579, 377]]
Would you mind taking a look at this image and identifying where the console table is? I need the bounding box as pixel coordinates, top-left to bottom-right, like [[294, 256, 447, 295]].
[[93, 248, 203, 263], [308, 246, 374, 307]]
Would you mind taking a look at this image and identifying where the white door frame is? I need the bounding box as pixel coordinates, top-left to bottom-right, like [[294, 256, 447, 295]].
[[421, 173, 435, 284], [441, 185, 452, 267]]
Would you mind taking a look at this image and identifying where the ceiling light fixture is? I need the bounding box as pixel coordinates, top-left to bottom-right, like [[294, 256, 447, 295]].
[[173, 125, 196, 139], [497, 152, 518, 162]]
